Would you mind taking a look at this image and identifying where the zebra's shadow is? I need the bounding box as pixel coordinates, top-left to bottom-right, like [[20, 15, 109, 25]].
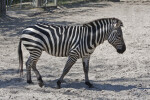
[[44, 79, 136, 92]]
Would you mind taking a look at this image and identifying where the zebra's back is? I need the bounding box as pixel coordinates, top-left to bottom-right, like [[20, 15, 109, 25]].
[[21, 23, 84, 57]]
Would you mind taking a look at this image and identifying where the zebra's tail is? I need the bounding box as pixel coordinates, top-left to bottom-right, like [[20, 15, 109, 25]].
[[18, 39, 23, 76]]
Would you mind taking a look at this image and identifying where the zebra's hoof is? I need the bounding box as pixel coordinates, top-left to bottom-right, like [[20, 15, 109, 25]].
[[38, 82, 44, 87], [56, 85, 61, 89], [56, 80, 61, 89], [27, 80, 33, 84], [85, 82, 94, 88]]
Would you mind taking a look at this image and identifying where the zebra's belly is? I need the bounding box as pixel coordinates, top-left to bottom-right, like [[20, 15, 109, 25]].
[[47, 50, 69, 57]]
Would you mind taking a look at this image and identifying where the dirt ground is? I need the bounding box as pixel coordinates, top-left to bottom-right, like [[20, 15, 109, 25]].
[[1, 1, 150, 100]]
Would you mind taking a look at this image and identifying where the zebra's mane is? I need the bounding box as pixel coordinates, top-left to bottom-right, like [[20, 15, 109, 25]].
[[37, 22, 60, 27], [83, 18, 123, 27], [36, 22, 82, 28]]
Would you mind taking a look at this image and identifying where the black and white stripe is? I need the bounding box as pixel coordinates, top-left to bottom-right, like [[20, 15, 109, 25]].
[[18, 18, 126, 88]]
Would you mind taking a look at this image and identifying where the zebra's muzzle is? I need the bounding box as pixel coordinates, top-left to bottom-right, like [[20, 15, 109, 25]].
[[117, 44, 126, 54]]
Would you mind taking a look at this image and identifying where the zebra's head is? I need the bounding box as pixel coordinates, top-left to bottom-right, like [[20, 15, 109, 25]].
[[108, 19, 126, 54]]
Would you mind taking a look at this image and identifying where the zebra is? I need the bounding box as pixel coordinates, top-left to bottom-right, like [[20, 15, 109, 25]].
[[18, 18, 126, 88]]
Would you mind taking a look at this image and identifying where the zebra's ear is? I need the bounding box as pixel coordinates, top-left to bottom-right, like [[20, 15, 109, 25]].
[[115, 21, 123, 28]]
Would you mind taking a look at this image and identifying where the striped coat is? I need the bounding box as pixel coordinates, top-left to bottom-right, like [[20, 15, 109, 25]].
[[18, 18, 126, 88]]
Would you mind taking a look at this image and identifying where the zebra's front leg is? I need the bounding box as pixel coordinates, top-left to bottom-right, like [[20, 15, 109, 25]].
[[82, 56, 93, 88], [57, 57, 77, 89]]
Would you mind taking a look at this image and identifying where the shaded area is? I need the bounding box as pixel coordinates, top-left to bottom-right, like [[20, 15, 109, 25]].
[[0, 68, 23, 88], [63, 81, 136, 92], [44, 78, 137, 92], [0, 68, 18, 76], [61, 1, 111, 8], [0, 78, 25, 88], [0, 16, 74, 36]]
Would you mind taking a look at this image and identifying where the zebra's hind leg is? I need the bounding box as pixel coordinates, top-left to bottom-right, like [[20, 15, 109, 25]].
[[26, 56, 33, 84], [26, 50, 43, 87], [82, 56, 93, 88], [32, 61, 44, 87], [57, 57, 77, 89]]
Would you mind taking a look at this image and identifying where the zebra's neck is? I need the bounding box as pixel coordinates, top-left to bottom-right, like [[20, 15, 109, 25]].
[[84, 20, 113, 47]]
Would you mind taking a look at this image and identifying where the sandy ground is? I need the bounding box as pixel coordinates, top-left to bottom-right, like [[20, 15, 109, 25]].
[[1, 1, 150, 100]]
